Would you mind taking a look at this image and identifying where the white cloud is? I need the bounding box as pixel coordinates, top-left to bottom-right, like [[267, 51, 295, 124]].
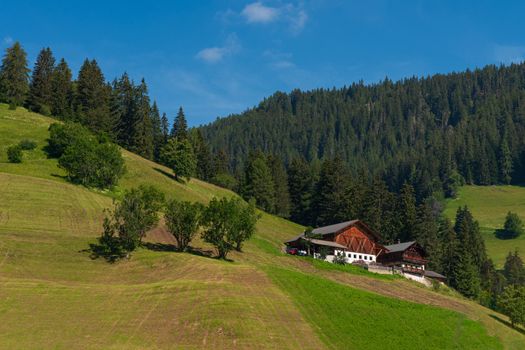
[[196, 34, 241, 64], [3, 36, 13, 44], [272, 60, 295, 69], [242, 2, 280, 23], [493, 44, 525, 64], [238, 2, 308, 34]]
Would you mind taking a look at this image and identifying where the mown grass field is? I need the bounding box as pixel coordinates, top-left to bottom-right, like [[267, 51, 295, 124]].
[[445, 185, 525, 267], [0, 104, 523, 349]]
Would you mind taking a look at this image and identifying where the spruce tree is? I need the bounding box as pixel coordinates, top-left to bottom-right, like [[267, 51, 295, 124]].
[[150, 101, 163, 160], [0, 42, 30, 109], [311, 157, 350, 226], [243, 151, 275, 213], [50, 58, 73, 119], [75, 59, 112, 134], [440, 218, 458, 278], [398, 183, 417, 242], [129, 79, 154, 159], [171, 106, 188, 140], [287, 157, 313, 225], [499, 137, 513, 184], [161, 112, 169, 144], [454, 206, 487, 272], [189, 129, 214, 181], [450, 245, 481, 299], [161, 137, 196, 182], [267, 154, 290, 217], [413, 201, 441, 271], [27, 47, 55, 114], [503, 250, 524, 286]]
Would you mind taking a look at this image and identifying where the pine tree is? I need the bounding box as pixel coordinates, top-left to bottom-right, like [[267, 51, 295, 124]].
[[50, 58, 73, 119], [454, 206, 487, 272], [499, 136, 513, 184], [243, 151, 275, 212], [189, 129, 214, 181], [27, 47, 55, 114], [287, 157, 313, 225], [129, 79, 154, 159], [112, 73, 135, 145], [75, 59, 112, 134], [0, 42, 30, 109], [171, 107, 188, 140], [150, 101, 163, 160], [161, 137, 196, 182], [267, 154, 290, 217], [413, 201, 441, 271], [504, 250, 524, 286], [311, 157, 350, 226], [398, 183, 417, 242], [450, 245, 481, 299], [161, 112, 169, 144], [440, 218, 458, 278]]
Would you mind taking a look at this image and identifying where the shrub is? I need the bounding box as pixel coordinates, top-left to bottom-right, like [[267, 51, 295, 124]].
[[58, 139, 125, 188], [18, 139, 37, 150], [47, 122, 92, 158], [502, 212, 524, 239], [7, 145, 23, 163], [333, 251, 347, 265]]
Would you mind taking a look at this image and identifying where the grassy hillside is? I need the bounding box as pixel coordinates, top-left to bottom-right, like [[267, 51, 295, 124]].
[[0, 104, 523, 349], [444, 185, 525, 267]]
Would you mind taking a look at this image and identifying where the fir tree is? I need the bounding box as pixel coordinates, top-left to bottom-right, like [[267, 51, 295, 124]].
[[243, 151, 275, 213], [50, 58, 73, 119], [161, 137, 196, 182], [311, 157, 350, 226], [150, 101, 164, 160], [161, 112, 169, 144], [449, 245, 481, 299], [413, 201, 441, 271], [503, 250, 524, 286], [499, 137, 513, 184], [287, 157, 314, 225], [75, 59, 112, 134], [398, 183, 417, 242], [0, 42, 30, 108], [454, 206, 487, 272], [171, 106, 188, 140], [27, 47, 55, 114], [129, 79, 153, 159], [267, 154, 290, 217], [189, 129, 214, 181]]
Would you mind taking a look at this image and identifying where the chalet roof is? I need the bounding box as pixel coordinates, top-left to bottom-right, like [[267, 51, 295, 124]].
[[424, 270, 446, 279], [311, 220, 359, 235], [306, 238, 347, 249], [383, 241, 416, 253]]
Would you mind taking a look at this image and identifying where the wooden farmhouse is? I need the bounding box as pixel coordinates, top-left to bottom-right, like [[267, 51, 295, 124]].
[[284, 220, 446, 285]]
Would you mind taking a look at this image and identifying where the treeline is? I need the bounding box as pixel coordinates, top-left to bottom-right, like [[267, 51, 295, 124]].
[[0, 41, 227, 184], [200, 62, 525, 200]]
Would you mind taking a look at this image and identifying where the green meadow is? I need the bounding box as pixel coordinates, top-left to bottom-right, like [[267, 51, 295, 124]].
[[0, 104, 523, 348]]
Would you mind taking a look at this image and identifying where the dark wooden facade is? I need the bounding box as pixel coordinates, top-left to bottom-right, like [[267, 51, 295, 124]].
[[377, 242, 428, 275]]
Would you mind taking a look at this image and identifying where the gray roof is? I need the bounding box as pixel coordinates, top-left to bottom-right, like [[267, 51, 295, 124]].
[[306, 238, 347, 249], [425, 270, 446, 279], [383, 241, 416, 253], [311, 220, 359, 236]]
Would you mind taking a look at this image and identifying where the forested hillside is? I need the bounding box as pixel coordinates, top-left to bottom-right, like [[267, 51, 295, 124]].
[[200, 63, 525, 199]]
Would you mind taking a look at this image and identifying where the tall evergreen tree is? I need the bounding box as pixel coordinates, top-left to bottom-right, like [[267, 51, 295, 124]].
[[398, 183, 417, 242], [311, 157, 350, 226], [499, 136, 513, 184], [0, 42, 30, 109], [129, 79, 153, 159], [189, 129, 214, 181], [171, 106, 188, 139], [50, 58, 73, 119], [413, 201, 441, 271], [287, 157, 314, 225], [75, 59, 112, 134], [27, 47, 55, 114], [243, 151, 275, 213], [504, 250, 524, 286], [267, 154, 290, 217], [449, 245, 481, 299], [161, 112, 169, 143], [454, 206, 487, 272], [161, 137, 197, 182], [150, 101, 163, 160]]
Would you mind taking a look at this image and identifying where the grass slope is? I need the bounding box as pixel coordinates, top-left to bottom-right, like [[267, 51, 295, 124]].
[[0, 104, 523, 349], [445, 185, 525, 266]]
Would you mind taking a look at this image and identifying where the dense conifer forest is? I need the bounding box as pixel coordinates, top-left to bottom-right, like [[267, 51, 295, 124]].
[[200, 63, 525, 200]]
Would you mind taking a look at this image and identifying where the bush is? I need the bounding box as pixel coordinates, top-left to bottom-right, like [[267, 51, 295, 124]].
[[7, 145, 22, 163], [47, 122, 92, 158], [333, 251, 347, 265], [18, 139, 37, 150], [499, 212, 524, 239], [58, 139, 125, 188], [165, 200, 203, 252]]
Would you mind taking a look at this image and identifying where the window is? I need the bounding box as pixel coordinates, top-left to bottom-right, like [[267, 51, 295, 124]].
[[347, 253, 351, 257], [359, 255, 362, 259], [353, 254, 357, 258], [364, 256, 367, 260]]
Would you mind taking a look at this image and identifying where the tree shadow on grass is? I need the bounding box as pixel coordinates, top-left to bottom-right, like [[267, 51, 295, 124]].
[[142, 242, 234, 262], [494, 229, 519, 240], [153, 167, 185, 183], [489, 314, 525, 335], [79, 244, 126, 264]]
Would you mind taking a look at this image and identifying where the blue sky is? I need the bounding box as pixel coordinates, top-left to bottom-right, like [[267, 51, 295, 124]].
[[2, 1, 525, 126]]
